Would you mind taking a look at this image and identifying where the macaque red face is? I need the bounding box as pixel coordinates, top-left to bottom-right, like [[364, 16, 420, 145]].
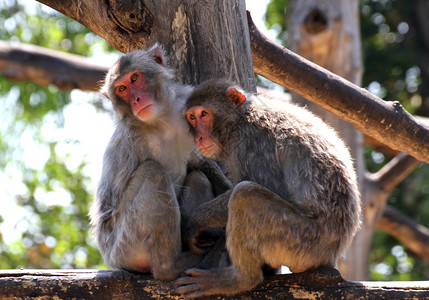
[[114, 71, 155, 120], [186, 106, 219, 158], [185, 87, 247, 158]]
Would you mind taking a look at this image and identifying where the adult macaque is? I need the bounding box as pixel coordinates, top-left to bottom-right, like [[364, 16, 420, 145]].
[[90, 46, 230, 281], [175, 79, 361, 297]]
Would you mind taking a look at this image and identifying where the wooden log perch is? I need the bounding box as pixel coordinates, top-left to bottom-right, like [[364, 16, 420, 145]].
[[1, 268, 428, 299]]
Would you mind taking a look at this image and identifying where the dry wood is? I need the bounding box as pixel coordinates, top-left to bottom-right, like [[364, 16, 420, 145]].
[[36, 0, 255, 90], [1, 268, 428, 299]]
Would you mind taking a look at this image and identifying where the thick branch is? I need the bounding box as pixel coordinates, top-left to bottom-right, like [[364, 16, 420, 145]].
[[0, 40, 108, 91], [1, 268, 428, 299], [36, 0, 146, 53], [248, 12, 429, 164], [378, 206, 429, 261]]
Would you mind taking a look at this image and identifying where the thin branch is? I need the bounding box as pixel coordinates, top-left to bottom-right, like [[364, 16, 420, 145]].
[[367, 153, 421, 193], [362, 153, 420, 229], [378, 205, 429, 261], [247, 12, 429, 164], [0, 40, 108, 91]]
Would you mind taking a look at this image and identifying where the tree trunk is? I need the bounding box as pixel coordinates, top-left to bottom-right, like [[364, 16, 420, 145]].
[[287, 0, 367, 280], [37, 0, 255, 91]]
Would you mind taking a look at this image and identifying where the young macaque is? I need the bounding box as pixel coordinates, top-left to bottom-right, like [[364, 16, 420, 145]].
[[90, 46, 230, 281], [175, 79, 361, 297]]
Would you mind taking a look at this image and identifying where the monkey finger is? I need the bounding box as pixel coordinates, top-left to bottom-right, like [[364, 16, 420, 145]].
[[185, 268, 217, 277], [189, 242, 208, 255], [174, 282, 200, 294]]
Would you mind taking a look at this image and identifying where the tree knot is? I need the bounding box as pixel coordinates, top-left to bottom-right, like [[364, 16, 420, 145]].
[[107, 0, 153, 36], [392, 100, 405, 113]]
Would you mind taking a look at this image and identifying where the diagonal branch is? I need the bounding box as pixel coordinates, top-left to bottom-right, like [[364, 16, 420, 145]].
[[378, 205, 429, 261], [0, 40, 108, 91], [367, 153, 421, 194], [247, 12, 429, 164]]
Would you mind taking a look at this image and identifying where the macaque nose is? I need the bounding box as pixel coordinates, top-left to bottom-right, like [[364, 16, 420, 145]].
[[133, 97, 140, 104]]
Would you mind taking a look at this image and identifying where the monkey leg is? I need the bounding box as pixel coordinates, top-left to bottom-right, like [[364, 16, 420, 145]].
[[110, 159, 186, 280], [182, 170, 227, 253], [181, 170, 228, 267], [186, 151, 232, 196], [180, 170, 215, 222], [175, 181, 320, 297]]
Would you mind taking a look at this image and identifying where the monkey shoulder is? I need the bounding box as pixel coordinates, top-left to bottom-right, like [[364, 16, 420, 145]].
[[249, 99, 356, 190], [250, 99, 348, 155]]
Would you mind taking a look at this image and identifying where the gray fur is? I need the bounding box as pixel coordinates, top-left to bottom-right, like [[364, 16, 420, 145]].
[[175, 79, 361, 297], [90, 46, 198, 280]]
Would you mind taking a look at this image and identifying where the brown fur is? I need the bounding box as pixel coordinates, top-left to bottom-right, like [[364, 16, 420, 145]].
[[175, 79, 361, 297]]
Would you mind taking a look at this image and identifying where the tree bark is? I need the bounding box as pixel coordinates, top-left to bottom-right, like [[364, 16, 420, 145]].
[[36, 0, 255, 91], [1, 268, 428, 299], [248, 12, 429, 164]]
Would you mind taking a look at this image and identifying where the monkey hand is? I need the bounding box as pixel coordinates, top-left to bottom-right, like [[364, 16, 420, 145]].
[[185, 225, 223, 255], [174, 268, 236, 298]]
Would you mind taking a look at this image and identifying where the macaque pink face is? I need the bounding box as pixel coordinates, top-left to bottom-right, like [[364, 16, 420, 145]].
[[186, 106, 220, 158], [114, 71, 155, 120]]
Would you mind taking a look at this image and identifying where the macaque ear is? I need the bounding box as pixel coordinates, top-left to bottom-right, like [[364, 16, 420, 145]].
[[226, 87, 247, 107], [100, 82, 109, 99], [149, 44, 167, 66]]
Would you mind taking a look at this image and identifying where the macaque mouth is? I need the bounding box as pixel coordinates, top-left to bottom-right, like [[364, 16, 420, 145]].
[[136, 103, 153, 113], [199, 144, 215, 150]]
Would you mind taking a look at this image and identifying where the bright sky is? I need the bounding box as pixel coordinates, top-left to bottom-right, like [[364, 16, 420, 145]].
[[0, 0, 274, 244]]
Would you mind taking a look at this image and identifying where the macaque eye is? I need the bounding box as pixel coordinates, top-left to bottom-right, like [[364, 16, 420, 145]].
[[118, 85, 126, 93], [189, 114, 196, 120], [201, 110, 208, 117], [131, 73, 138, 82]]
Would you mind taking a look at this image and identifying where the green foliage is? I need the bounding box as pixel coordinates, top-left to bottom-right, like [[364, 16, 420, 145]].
[[265, 0, 288, 43], [359, 0, 423, 114], [0, 0, 108, 269], [266, 0, 427, 113]]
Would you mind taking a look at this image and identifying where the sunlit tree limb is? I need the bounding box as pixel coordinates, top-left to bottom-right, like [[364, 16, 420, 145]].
[[247, 12, 429, 164]]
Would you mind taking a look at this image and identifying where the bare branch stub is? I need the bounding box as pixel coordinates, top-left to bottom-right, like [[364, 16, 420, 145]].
[[107, 0, 153, 38]]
